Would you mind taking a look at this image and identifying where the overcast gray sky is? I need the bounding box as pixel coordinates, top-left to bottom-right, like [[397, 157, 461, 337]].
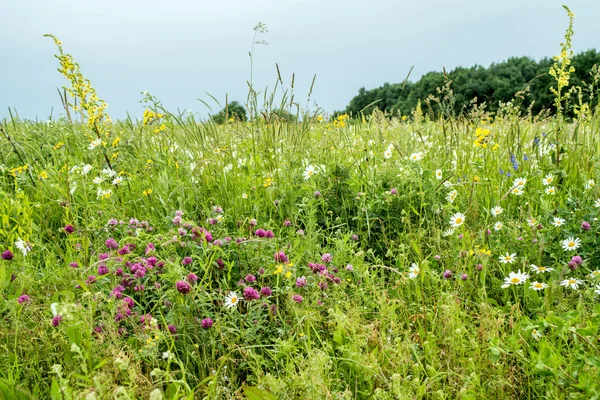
[[1, 0, 598, 120]]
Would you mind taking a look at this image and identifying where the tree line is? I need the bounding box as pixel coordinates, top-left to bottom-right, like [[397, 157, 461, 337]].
[[341, 50, 600, 117]]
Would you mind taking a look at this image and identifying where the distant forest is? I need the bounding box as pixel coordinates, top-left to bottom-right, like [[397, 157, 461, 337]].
[[341, 50, 600, 117]]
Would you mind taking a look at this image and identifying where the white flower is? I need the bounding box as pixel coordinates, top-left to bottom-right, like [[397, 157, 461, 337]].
[[303, 165, 317, 180], [15, 238, 32, 256], [530, 265, 554, 274], [242, 193, 248, 199], [435, 169, 443, 180], [595, 199, 600, 208], [499, 253, 517, 264], [530, 281, 548, 291], [112, 177, 123, 185], [503, 270, 529, 285], [102, 168, 117, 177], [446, 190, 458, 203], [88, 139, 102, 150], [81, 164, 93, 175], [408, 263, 419, 279], [442, 228, 455, 237], [162, 351, 173, 360], [585, 179, 595, 190], [588, 270, 600, 279], [552, 217, 565, 227], [542, 174, 554, 186], [383, 149, 392, 159], [545, 186, 556, 195], [409, 152, 423, 161], [493, 221, 503, 231], [50, 302, 59, 317], [442, 181, 453, 188], [511, 187, 524, 196], [527, 218, 538, 227], [594, 284, 600, 295], [531, 329, 543, 341], [513, 177, 527, 188], [224, 292, 240, 309], [491, 206, 503, 217], [560, 278, 583, 290], [561, 237, 581, 251], [449, 212, 465, 228], [92, 176, 104, 185]]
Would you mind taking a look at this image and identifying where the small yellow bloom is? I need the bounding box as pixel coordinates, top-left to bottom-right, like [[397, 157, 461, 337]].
[[143, 188, 153, 196]]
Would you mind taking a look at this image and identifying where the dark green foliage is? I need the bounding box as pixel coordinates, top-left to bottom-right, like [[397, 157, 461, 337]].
[[212, 101, 247, 124], [344, 50, 600, 117]]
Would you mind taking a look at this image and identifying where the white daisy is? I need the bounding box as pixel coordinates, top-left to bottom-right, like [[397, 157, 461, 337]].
[[224, 292, 240, 309], [303, 165, 317, 180], [449, 212, 465, 228], [499, 253, 517, 264], [513, 177, 527, 188], [442, 228, 455, 237], [542, 174, 554, 186], [588, 270, 600, 279], [545, 186, 556, 195], [446, 190, 458, 203], [15, 238, 32, 256], [383, 149, 392, 159], [491, 206, 503, 217], [585, 179, 595, 190], [560, 278, 583, 290], [561, 237, 581, 251], [594, 284, 600, 295], [88, 138, 102, 150], [552, 217, 565, 227], [531, 329, 542, 341], [530, 281, 548, 291], [511, 187, 524, 196], [102, 168, 117, 177], [408, 263, 420, 279], [112, 177, 123, 185], [92, 176, 104, 185], [409, 152, 423, 161], [81, 164, 93, 175], [493, 221, 503, 231], [530, 265, 554, 274], [435, 169, 443, 180], [527, 218, 538, 227], [503, 270, 529, 285]]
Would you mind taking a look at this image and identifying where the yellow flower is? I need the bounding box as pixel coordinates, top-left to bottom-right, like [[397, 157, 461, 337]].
[[111, 137, 121, 148], [38, 171, 48, 180], [263, 177, 273, 188], [143, 189, 153, 196], [53, 142, 65, 150]]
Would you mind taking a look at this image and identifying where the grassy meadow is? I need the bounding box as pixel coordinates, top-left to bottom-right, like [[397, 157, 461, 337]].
[[2, 12, 600, 400]]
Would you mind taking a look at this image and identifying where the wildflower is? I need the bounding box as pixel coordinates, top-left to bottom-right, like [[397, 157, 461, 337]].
[[18, 294, 31, 304], [493, 221, 503, 231], [571, 255, 583, 265], [491, 206, 503, 217], [446, 190, 458, 203], [595, 199, 600, 208], [511, 187, 524, 196], [201, 318, 213, 329], [531, 329, 543, 341], [581, 221, 591, 231], [561, 237, 581, 251], [314, 191, 321, 198], [52, 315, 63, 327], [527, 218, 538, 227], [1, 250, 13, 260], [296, 276, 307, 287], [435, 169, 443, 180], [182, 256, 192, 266], [242, 193, 248, 199], [15, 239, 31, 256], [542, 174, 554, 186], [408, 263, 420, 279], [243, 287, 260, 301], [442, 270, 453, 279], [167, 325, 177, 335], [560, 278, 583, 290], [449, 212, 465, 228], [187, 273, 199, 284], [245, 274, 256, 283], [64, 225, 74, 234], [176, 280, 191, 294], [224, 292, 240, 309], [499, 253, 517, 264], [503, 270, 529, 286], [545, 186, 556, 195], [89, 138, 102, 150], [460, 273, 468, 281], [105, 238, 119, 250], [260, 287, 272, 296], [530, 281, 548, 291], [442, 228, 455, 237], [594, 284, 600, 295], [383, 149, 392, 159], [321, 253, 333, 263], [409, 152, 424, 161], [292, 294, 303, 303], [585, 179, 595, 190], [530, 265, 554, 274], [112, 177, 123, 185], [552, 217, 565, 227], [303, 165, 317, 180], [513, 177, 527, 188]]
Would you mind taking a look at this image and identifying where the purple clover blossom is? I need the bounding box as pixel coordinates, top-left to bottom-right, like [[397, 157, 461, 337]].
[[245, 274, 256, 283], [274, 251, 288, 263], [582, 221, 591, 231], [2, 250, 14, 261], [243, 286, 260, 301], [97, 264, 109, 276], [201, 318, 214, 329], [296, 276, 308, 288], [292, 294, 303, 304], [52, 315, 63, 327], [168, 324, 177, 334], [176, 280, 191, 294], [18, 294, 31, 304], [443, 270, 453, 279], [182, 256, 192, 266], [321, 253, 333, 263], [187, 273, 199, 283], [105, 238, 119, 250], [460, 273, 468, 281], [260, 287, 272, 296], [64, 225, 74, 234], [255, 228, 266, 237]]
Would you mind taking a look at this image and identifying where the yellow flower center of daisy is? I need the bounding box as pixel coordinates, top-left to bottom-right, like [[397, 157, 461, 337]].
[[568, 279, 576, 284], [539, 267, 546, 271], [455, 218, 463, 224], [568, 242, 575, 247], [511, 277, 520, 283], [231, 297, 238, 303], [535, 283, 542, 288]]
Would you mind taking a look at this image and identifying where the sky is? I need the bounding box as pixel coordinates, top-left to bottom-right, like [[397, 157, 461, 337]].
[[1, 0, 598, 120]]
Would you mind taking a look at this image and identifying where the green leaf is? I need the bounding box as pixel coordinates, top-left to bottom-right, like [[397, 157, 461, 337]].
[[242, 386, 277, 400]]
